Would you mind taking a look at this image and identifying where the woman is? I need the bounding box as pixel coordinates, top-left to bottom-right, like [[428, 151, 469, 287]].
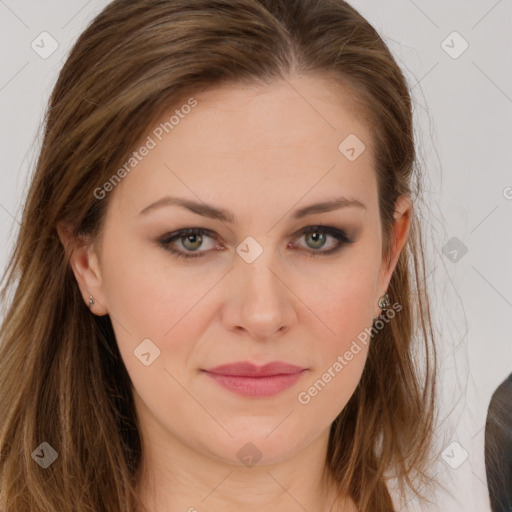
[[0, 1, 439, 511]]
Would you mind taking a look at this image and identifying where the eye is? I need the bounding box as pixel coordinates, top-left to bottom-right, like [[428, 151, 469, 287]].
[[157, 225, 355, 260], [291, 225, 355, 258], [158, 228, 220, 259]]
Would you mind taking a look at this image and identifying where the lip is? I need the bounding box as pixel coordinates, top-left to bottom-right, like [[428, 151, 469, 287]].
[[205, 361, 306, 377], [202, 361, 308, 398]]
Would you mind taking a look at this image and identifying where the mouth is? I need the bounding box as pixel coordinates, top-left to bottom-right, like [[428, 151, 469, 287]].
[[201, 361, 308, 397]]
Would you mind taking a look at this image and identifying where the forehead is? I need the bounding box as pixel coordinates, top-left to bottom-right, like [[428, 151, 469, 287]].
[[109, 75, 377, 221]]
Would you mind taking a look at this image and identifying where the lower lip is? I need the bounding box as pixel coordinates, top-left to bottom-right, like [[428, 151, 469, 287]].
[[203, 370, 307, 397]]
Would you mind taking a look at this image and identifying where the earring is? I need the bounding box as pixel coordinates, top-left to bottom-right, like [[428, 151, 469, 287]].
[[88, 296, 95, 308], [378, 293, 390, 310]]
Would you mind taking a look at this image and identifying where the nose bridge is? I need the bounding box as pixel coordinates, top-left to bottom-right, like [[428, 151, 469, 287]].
[[229, 238, 295, 338], [239, 242, 283, 307]]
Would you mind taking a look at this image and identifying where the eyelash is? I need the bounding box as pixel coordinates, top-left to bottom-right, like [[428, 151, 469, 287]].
[[157, 225, 355, 260]]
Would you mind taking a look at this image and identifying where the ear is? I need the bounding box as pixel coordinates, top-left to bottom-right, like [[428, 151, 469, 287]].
[[57, 221, 109, 316], [376, 195, 413, 315]]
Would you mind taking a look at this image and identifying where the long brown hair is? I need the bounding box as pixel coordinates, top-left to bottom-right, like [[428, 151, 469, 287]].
[[0, 1, 439, 510]]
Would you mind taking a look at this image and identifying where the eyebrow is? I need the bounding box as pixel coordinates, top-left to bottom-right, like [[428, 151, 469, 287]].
[[139, 195, 367, 223]]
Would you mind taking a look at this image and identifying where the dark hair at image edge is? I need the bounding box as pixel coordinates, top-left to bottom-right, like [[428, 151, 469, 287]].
[[484, 374, 512, 511], [0, 0, 440, 510]]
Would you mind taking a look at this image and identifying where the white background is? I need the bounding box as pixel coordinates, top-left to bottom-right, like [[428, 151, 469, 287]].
[[1, 1, 511, 511]]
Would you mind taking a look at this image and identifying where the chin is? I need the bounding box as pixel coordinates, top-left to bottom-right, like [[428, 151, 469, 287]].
[[201, 432, 305, 468]]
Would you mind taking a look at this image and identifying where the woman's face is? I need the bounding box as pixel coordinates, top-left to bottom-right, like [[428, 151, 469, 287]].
[[70, 75, 410, 467]]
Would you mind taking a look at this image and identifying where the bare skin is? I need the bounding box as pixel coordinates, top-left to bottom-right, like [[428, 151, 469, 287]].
[[59, 74, 410, 512]]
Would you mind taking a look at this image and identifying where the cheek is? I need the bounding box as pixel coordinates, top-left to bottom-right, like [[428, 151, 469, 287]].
[[309, 262, 378, 344], [294, 280, 375, 424], [298, 262, 378, 409], [99, 235, 212, 383], [100, 234, 186, 336]]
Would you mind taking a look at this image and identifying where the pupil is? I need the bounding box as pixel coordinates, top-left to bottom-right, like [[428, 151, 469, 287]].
[[309, 232, 325, 248], [185, 234, 201, 250]]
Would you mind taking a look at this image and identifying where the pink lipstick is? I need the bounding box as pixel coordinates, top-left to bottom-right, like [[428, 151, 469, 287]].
[[202, 361, 307, 397]]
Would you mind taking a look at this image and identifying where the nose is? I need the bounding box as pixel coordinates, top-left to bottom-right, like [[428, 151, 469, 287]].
[[222, 249, 297, 341]]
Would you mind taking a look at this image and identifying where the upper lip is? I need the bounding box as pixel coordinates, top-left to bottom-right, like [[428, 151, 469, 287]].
[[204, 361, 306, 377]]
